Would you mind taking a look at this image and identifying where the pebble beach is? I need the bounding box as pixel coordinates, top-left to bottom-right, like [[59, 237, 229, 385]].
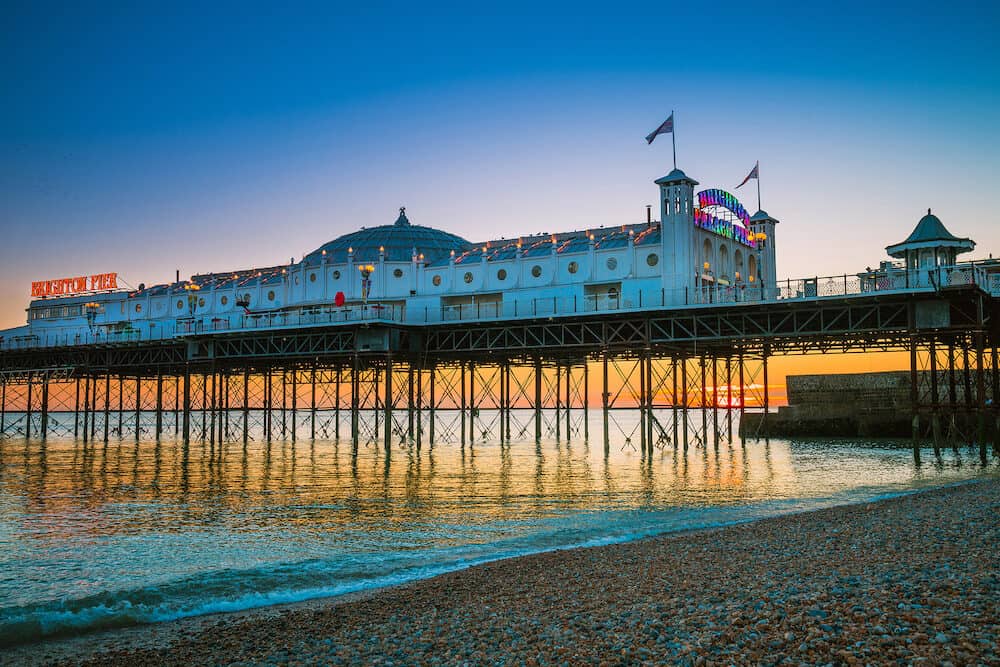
[[13, 477, 999, 666]]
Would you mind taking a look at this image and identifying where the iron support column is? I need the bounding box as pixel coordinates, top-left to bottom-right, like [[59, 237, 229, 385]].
[[535, 357, 543, 443], [384, 356, 393, 453], [182, 365, 191, 444], [155, 372, 164, 440]]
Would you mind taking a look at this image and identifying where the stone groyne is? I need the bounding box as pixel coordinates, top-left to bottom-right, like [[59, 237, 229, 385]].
[[741, 371, 983, 438]]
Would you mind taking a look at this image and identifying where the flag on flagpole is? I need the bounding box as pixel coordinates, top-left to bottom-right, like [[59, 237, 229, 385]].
[[645, 113, 674, 145], [736, 161, 759, 189]]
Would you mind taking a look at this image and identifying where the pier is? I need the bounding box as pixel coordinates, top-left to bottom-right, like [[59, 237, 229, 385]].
[[2, 266, 998, 463]]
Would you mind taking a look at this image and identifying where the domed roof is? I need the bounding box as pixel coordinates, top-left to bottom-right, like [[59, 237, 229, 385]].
[[303, 208, 471, 265]]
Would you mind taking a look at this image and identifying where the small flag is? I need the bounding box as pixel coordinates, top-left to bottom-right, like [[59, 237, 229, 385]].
[[736, 161, 759, 189], [645, 113, 674, 145]]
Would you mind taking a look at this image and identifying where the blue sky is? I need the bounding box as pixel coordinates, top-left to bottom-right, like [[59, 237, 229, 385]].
[[2, 1, 999, 328]]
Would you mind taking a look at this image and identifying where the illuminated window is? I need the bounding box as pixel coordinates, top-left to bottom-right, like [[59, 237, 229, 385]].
[[309, 273, 317, 282], [394, 268, 404, 278], [497, 269, 507, 281], [267, 290, 275, 301], [567, 261, 578, 274], [646, 253, 659, 267], [135, 303, 142, 313], [432, 275, 442, 286], [332, 270, 341, 280], [606, 257, 618, 270], [531, 265, 542, 278], [463, 271, 473, 283], [176, 300, 183, 310], [221, 296, 228, 306]]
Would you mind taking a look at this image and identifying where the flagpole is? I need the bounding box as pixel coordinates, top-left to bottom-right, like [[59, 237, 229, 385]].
[[671, 110, 676, 169], [756, 161, 761, 211]]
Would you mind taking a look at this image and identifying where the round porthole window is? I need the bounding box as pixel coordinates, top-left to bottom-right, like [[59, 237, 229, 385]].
[[432, 275, 442, 286], [176, 300, 183, 310], [531, 265, 542, 278], [267, 290, 275, 301], [135, 303, 142, 313], [332, 270, 341, 280], [646, 253, 659, 267], [309, 273, 317, 282], [394, 268, 404, 278], [567, 261, 578, 274], [221, 296, 228, 306], [197, 297, 205, 308], [463, 271, 473, 284], [606, 257, 618, 270], [497, 268, 507, 280]]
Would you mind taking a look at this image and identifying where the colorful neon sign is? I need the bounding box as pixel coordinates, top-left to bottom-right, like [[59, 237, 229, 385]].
[[694, 189, 754, 248], [694, 210, 755, 247], [697, 189, 752, 225], [31, 273, 118, 298]]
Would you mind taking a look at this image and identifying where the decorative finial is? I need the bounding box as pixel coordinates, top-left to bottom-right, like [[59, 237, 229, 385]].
[[394, 206, 410, 226], [928, 208, 932, 215]]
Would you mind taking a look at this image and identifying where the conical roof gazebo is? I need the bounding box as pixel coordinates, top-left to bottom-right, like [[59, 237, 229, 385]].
[[885, 209, 974, 271]]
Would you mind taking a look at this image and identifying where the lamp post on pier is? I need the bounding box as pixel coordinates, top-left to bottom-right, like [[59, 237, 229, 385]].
[[358, 264, 375, 306]]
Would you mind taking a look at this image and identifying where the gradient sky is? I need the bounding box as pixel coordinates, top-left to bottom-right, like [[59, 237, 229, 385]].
[[2, 1, 999, 342]]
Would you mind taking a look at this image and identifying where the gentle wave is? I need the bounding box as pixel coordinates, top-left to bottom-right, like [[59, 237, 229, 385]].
[[0, 477, 984, 647]]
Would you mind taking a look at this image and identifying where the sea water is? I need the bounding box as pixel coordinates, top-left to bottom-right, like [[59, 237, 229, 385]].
[[0, 409, 995, 646]]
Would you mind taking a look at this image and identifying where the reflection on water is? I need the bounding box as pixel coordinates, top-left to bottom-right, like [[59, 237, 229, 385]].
[[0, 409, 994, 645]]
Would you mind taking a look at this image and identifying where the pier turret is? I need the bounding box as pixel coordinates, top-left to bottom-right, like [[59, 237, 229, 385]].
[[748, 209, 779, 291], [656, 168, 699, 295]]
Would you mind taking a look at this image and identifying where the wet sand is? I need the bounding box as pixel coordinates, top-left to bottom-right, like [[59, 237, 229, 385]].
[[10, 478, 999, 666]]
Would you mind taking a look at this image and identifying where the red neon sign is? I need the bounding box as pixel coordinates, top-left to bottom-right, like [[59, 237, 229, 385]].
[[31, 273, 118, 298]]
